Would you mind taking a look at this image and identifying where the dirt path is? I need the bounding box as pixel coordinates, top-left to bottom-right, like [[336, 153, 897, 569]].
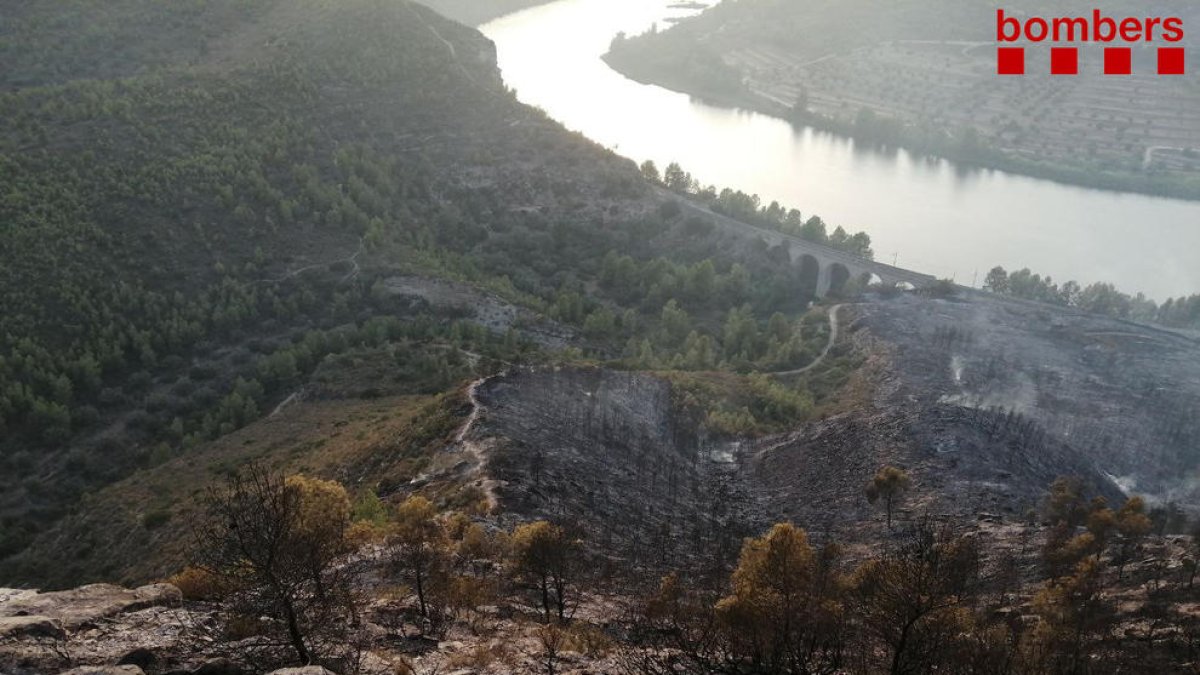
[[256, 237, 363, 285], [1144, 145, 1185, 169], [269, 390, 301, 417], [455, 377, 501, 511], [456, 378, 486, 442], [772, 304, 845, 376], [407, 2, 480, 84]]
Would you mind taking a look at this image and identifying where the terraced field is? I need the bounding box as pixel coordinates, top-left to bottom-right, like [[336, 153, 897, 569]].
[[733, 41, 1200, 173], [607, 0, 1200, 195]]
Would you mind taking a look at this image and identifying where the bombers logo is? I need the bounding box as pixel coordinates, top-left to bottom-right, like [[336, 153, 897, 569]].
[[996, 9, 1186, 75]]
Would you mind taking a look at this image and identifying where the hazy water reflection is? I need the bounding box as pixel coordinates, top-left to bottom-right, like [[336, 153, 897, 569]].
[[482, 0, 1200, 299]]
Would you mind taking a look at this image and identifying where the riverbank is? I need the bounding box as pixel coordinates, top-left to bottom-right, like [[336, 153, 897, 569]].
[[604, 52, 1200, 202], [484, 0, 1200, 299]]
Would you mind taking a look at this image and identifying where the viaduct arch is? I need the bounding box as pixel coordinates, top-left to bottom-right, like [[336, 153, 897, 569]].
[[669, 191, 939, 298]]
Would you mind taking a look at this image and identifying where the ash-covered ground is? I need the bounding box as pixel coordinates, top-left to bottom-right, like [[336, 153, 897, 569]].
[[475, 368, 764, 578], [860, 292, 1200, 505], [465, 292, 1200, 567]]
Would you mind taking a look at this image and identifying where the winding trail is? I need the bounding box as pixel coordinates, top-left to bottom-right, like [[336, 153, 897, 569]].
[[257, 237, 364, 285], [772, 304, 845, 376], [269, 390, 301, 418], [1144, 145, 1185, 169], [408, 2, 480, 84], [424, 304, 844, 507], [456, 377, 487, 443], [454, 377, 501, 511]]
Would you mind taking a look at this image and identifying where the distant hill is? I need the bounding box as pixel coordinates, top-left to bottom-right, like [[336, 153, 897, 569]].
[[414, 0, 554, 26]]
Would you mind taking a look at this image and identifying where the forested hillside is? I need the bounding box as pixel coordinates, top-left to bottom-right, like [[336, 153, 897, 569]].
[[0, 0, 872, 578], [1, 0, 506, 557]]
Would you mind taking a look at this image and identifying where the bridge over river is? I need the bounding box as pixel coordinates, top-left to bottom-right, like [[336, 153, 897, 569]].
[[669, 190, 939, 298]]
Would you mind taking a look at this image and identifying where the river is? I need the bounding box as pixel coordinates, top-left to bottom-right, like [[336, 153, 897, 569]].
[[480, 0, 1200, 300]]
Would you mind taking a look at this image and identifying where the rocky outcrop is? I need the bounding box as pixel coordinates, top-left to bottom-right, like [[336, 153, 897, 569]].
[[0, 583, 181, 630], [0, 583, 188, 675], [190, 658, 247, 675], [0, 614, 66, 640], [57, 666, 145, 675]]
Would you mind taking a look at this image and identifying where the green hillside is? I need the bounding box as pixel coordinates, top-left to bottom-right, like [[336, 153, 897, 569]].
[[0, 0, 626, 564], [0, 0, 862, 582]]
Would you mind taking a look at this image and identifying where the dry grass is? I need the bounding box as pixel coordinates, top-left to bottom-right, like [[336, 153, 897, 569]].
[[12, 391, 470, 587]]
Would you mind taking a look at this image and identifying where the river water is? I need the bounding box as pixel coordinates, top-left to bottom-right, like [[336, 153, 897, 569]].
[[480, 0, 1200, 300]]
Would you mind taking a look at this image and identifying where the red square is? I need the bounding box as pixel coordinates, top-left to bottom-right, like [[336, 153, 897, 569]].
[[1159, 47, 1186, 75], [1051, 47, 1078, 75], [997, 47, 1025, 75], [1104, 47, 1132, 75]]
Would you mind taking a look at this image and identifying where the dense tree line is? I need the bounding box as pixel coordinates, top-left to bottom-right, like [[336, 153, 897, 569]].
[[0, 0, 641, 568], [645, 160, 875, 260], [983, 265, 1200, 328], [0, 305, 538, 559]]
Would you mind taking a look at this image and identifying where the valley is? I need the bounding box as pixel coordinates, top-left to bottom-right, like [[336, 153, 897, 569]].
[[2, 0, 1200, 673], [8, 285, 1200, 673], [481, 0, 1200, 303]]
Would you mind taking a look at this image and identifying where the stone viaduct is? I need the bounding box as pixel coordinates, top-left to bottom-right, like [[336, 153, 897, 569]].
[[670, 191, 939, 298]]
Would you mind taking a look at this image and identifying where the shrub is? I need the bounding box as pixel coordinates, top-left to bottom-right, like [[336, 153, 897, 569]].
[[166, 565, 226, 601], [142, 509, 172, 530]]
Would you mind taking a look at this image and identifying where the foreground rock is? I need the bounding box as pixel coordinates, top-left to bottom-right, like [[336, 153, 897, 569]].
[[0, 584, 181, 629], [0, 584, 192, 675], [57, 666, 145, 675]]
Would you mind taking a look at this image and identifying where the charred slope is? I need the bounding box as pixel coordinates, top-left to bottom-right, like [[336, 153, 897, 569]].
[[476, 368, 766, 574], [747, 294, 1182, 530], [750, 404, 1122, 534], [471, 299, 1152, 563], [860, 292, 1200, 503]]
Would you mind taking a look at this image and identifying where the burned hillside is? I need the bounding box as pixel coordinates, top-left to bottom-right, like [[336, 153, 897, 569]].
[[473, 367, 768, 576], [861, 292, 1200, 504], [461, 290, 1200, 565]]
